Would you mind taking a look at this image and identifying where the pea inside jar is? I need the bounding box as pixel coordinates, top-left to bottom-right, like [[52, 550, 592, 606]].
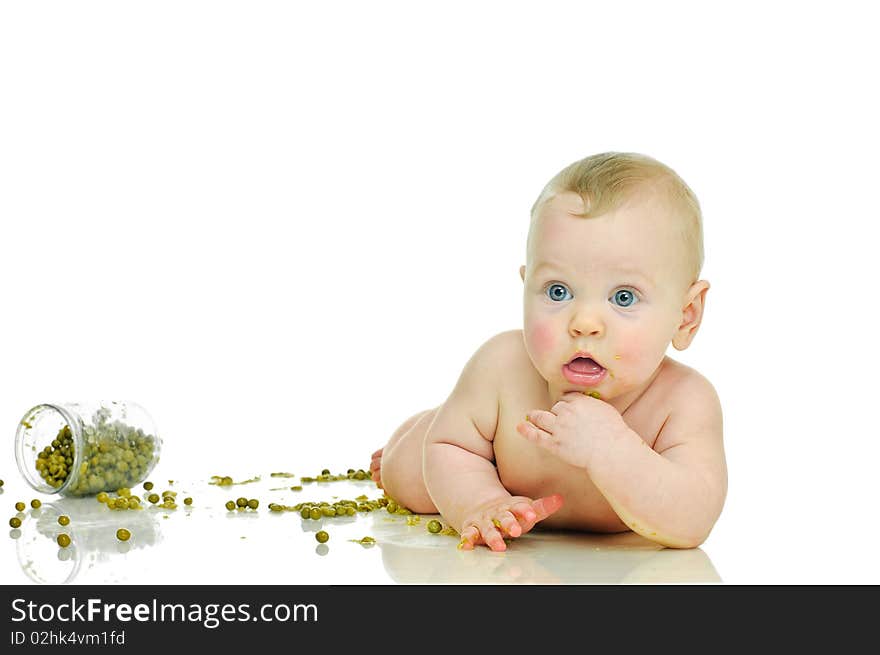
[[15, 402, 162, 497]]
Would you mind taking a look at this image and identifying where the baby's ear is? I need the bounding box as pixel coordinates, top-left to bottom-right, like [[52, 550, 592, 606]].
[[519, 265, 526, 282], [672, 280, 710, 351]]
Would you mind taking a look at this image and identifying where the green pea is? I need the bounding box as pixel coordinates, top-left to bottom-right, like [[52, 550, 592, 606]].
[[57, 534, 71, 548], [225, 501, 236, 511], [0, 480, 4, 487], [9, 517, 22, 528], [309, 508, 321, 520], [127, 498, 140, 510], [427, 519, 442, 534], [315, 530, 329, 543], [116, 528, 131, 541], [300, 507, 311, 519], [236, 497, 248, 508], [247, 499, 259, 510], [386, 501, 398, 514], [96, 492, 110, 503], [143, 481, 154, 491], [58, 515, 70, 526], [184, 497, 193, 506], [321, 469, 330, 476], [106, 499, 118, 509], [14, 502, 25, 512], [322, 507, 336, 517]]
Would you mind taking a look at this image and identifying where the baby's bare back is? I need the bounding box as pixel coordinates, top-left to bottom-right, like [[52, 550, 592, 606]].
[[489, 329, 683, 532]]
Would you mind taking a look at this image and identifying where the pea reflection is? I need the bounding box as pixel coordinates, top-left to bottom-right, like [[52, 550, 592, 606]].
[[14, 496, 163, 584]]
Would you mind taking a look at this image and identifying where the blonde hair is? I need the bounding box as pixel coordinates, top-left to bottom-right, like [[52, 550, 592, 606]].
[[529, 152, 704, 284]]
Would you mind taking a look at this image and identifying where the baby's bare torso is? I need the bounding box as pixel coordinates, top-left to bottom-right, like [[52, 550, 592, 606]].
[[490, 330, 685, 532]]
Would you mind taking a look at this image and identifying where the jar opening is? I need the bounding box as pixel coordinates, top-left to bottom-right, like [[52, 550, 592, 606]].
[[14, 404, 83, 495]]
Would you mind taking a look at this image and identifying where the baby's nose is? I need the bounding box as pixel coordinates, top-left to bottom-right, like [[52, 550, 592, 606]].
[[569, 309, 604, 337]]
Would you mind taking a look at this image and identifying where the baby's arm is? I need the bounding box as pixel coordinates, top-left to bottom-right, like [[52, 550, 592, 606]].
[[594, 376, 726, 548], [521, 373, 726, 548], [423, 335, 562, 550]]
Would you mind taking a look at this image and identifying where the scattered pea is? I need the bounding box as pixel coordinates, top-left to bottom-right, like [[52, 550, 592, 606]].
[[127, 498, 140, 510], [58, 515, 70, 526], [30, 499, 41, 509], [96, 492, 109, 503], [15, 502, 25, 512], [321, 469, 330, 476], [57, 534, 71, 548], [116, 528, 131, 541], [143, 481, 154, 491], [309, 508, 321, 520], [184, 497, 193, 506], [225, 501, 236, 511], [236, 497, 248, 508], [427, 519, 442, 534], [315, 530, 329, 543], [247, 499, 258, 510], [9, 517, 22, 528], [148, 494, 160, 504], [0, 480, 4, 487], [106, 498, 118, 510]]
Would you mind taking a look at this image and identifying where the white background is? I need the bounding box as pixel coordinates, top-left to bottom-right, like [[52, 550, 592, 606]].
[[1, 1, 878, 583]]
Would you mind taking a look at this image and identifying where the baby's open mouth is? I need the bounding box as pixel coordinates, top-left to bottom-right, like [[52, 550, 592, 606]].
[[566, 356, 604, 374], [562, 355, 606, 386]]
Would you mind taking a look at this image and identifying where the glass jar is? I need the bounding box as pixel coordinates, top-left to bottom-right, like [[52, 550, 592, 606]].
[[14, 401, 162, 496]]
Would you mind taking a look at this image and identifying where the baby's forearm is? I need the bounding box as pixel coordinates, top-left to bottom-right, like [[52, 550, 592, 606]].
[[587, 428, 723, 548], [423, 442, 510, 532]]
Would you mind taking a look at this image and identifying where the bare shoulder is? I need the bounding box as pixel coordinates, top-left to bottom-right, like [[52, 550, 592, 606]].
[[441, 329, 523, 443], [653, 358, 723, 454], [481, 329, 528, 361], [466, 329, 528, 381]]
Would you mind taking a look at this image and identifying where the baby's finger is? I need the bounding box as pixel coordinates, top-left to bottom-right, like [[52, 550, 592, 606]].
[[516, 420, 553, 445], [509, 501, 539, 528], [371, 448, 383, 459], [497, 512, 522, 538], [478, 520, 507, 552], [458, 525, 480, 550], [530, 493, 565, 521], [490, 513, 521, 538], [525, 409, 555, 430]]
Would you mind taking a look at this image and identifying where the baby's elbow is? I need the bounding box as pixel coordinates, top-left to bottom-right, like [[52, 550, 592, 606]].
[[653, 530, 707, 550]]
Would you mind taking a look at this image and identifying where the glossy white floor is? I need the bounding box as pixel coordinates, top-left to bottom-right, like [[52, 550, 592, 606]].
[[2, 474, 724, 586]]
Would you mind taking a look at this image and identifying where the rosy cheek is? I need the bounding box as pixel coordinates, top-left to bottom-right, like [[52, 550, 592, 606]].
[[528, 320, 557, 358]]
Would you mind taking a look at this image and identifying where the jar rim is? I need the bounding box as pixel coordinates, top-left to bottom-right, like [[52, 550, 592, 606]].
[[14, 403, 83, 495]]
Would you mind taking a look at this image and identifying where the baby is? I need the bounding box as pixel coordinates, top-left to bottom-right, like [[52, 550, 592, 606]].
[[372, 152, 727, 551]]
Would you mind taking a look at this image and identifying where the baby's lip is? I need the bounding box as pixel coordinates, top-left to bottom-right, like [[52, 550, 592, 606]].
[[566, 351, 604, 368]]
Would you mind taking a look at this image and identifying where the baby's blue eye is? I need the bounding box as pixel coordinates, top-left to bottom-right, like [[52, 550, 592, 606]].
[[612, 289, 638, 307], [546, 283, 572, 302]]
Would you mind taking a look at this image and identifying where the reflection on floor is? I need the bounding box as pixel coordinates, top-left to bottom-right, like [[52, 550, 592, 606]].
[[372, 518, 721, 584], [2, 479, 721, 585]]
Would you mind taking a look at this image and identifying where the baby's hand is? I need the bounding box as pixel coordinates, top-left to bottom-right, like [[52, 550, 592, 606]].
[[458, 494, 564, 552], [516, 391, 629, 469]]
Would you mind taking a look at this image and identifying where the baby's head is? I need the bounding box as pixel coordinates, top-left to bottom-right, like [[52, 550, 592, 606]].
[[519, 152, 709, 402]]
